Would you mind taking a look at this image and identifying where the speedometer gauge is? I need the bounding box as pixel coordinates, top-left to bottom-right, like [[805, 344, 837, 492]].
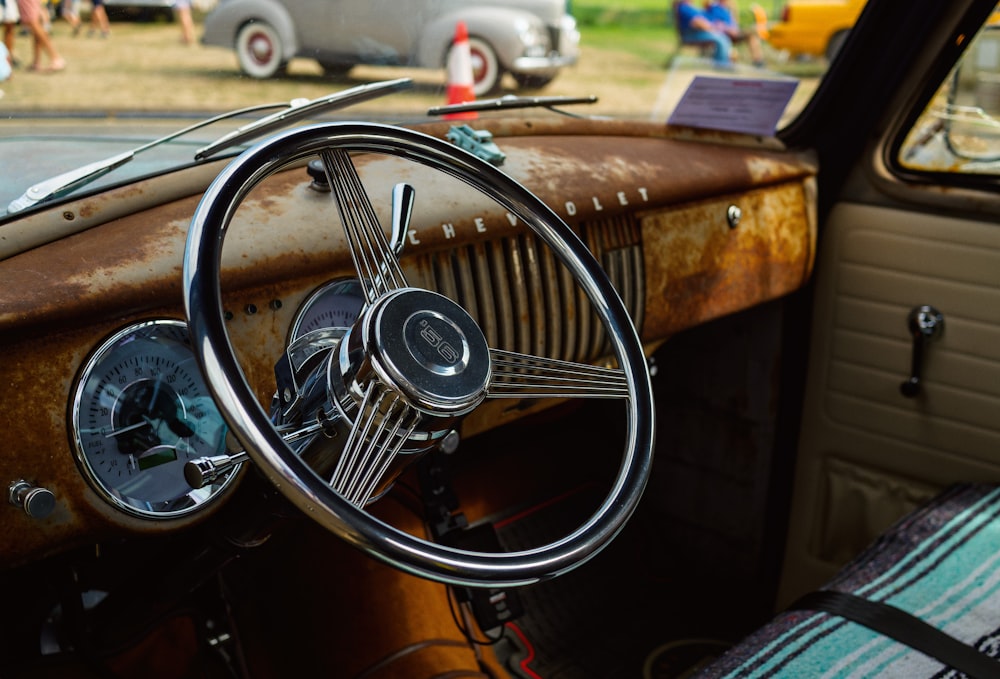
[[289, 278, 365, 341], [71, 320, 238, 519]]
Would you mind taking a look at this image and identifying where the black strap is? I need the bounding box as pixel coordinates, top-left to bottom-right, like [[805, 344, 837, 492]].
[[789, 590, 1000, 679]]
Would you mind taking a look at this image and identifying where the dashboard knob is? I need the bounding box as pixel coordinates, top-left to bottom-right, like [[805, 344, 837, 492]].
[[8, 480, 56, 519], [306, 158, 330, 192]]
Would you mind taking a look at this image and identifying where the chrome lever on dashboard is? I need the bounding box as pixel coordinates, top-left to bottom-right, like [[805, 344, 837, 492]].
[[900, 305, 945, 398], [184, 419, 332, 489], [184, 452, 249, 490], [390, 182, 414, 256]]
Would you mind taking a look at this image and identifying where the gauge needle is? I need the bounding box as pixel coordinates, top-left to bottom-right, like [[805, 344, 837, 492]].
[[105, 420, 151, 438], [148, 375, 162, 410]]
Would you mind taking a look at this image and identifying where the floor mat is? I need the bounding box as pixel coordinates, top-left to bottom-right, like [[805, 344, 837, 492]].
[[488, 486, 690, 679], [642, 639, 732, 679]]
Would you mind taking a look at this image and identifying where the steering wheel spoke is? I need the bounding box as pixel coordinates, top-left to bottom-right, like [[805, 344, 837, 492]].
[[320, 148, 407, 303], [331, 381, 422, 507], [488, 349, 630, 400]]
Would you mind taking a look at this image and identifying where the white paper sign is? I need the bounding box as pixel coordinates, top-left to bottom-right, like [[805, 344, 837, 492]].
[[668, 76, 798, 137]]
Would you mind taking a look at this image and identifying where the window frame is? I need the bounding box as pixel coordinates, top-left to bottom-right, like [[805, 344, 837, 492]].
[[775, 0, 997, 218]]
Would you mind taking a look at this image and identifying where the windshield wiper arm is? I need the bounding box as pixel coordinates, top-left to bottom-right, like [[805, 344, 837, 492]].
[[194, 77, 413, 160], [5, 101, 288, 215], [427, 94, 598, 119], [6, 77, 413, 215]]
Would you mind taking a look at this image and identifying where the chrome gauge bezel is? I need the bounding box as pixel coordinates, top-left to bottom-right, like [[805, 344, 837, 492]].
[[70, 319, 240, 520], [289, 278, 365, 342]]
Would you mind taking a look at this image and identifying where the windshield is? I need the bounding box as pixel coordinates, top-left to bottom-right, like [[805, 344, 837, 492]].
[[0, 0, 853, 208], [0, 0, 847, 116]]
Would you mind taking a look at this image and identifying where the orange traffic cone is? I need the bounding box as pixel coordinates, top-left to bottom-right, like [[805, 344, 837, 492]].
[[444, 21, 477, 120]]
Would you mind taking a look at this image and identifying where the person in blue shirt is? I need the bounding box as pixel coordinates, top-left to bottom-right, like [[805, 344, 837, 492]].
[[705, 0, 765, 67], [674, 0, 732, 67]]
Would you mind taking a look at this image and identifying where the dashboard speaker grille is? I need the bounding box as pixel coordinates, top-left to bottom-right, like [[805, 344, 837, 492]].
[[423, 215, 644, 363]]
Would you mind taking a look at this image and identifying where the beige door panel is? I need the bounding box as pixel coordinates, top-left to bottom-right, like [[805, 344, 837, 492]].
[[777, 201, 1000, 605]]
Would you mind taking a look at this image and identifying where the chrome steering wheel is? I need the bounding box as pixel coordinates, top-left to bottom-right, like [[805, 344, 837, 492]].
[[183, 122, 654, 587]]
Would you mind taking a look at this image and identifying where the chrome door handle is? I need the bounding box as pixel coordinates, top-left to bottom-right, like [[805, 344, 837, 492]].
[[900, 305, 944, 398]]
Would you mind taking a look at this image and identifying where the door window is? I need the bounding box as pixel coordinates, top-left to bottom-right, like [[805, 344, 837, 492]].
[[898, 7, 1000, 175]]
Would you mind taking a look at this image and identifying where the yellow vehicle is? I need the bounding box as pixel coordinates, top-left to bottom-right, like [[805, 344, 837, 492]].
[[767, 0, 868, 60]]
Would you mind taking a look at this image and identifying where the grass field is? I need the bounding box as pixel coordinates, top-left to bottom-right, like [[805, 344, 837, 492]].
[[0, 0, 822, 116]]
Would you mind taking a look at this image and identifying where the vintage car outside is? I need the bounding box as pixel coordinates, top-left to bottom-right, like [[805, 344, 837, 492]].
[[767, 0, 868, 60], [200, 0, 580, 95]]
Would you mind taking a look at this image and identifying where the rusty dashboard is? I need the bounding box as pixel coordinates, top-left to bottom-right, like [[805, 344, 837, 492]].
[[0, 117, 816, 567]]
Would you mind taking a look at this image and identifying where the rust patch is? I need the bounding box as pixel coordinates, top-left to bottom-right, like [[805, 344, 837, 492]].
[[642, 181, 815, 338], [0, 131, 814, 335], [0, 324, 229, 568]]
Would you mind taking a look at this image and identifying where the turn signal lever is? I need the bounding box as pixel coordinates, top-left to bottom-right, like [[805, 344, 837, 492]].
[[184, 451, 249, 490], [900, 305, 944, 398]]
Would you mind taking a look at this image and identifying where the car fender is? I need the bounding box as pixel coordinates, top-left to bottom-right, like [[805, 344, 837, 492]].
[[202, 0, 299, 61], [415, 7, 549, 71], [809, 22, 851, 55]]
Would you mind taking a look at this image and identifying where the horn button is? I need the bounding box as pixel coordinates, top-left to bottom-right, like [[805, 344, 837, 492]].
[[364, 289, 491, 415]]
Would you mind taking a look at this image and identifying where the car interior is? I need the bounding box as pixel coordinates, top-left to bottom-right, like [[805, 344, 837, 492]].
[[2, 0, 1000, 677]]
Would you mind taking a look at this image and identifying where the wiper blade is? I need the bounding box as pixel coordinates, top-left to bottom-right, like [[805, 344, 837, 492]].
[[427, 94, 598, 118], [6, 101, 286, 215], [6, 77, 414, 215], [194, 77, 413, 160]]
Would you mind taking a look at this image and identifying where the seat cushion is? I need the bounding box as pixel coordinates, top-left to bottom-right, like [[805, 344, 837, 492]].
[[696, 484, 1000, 677]]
